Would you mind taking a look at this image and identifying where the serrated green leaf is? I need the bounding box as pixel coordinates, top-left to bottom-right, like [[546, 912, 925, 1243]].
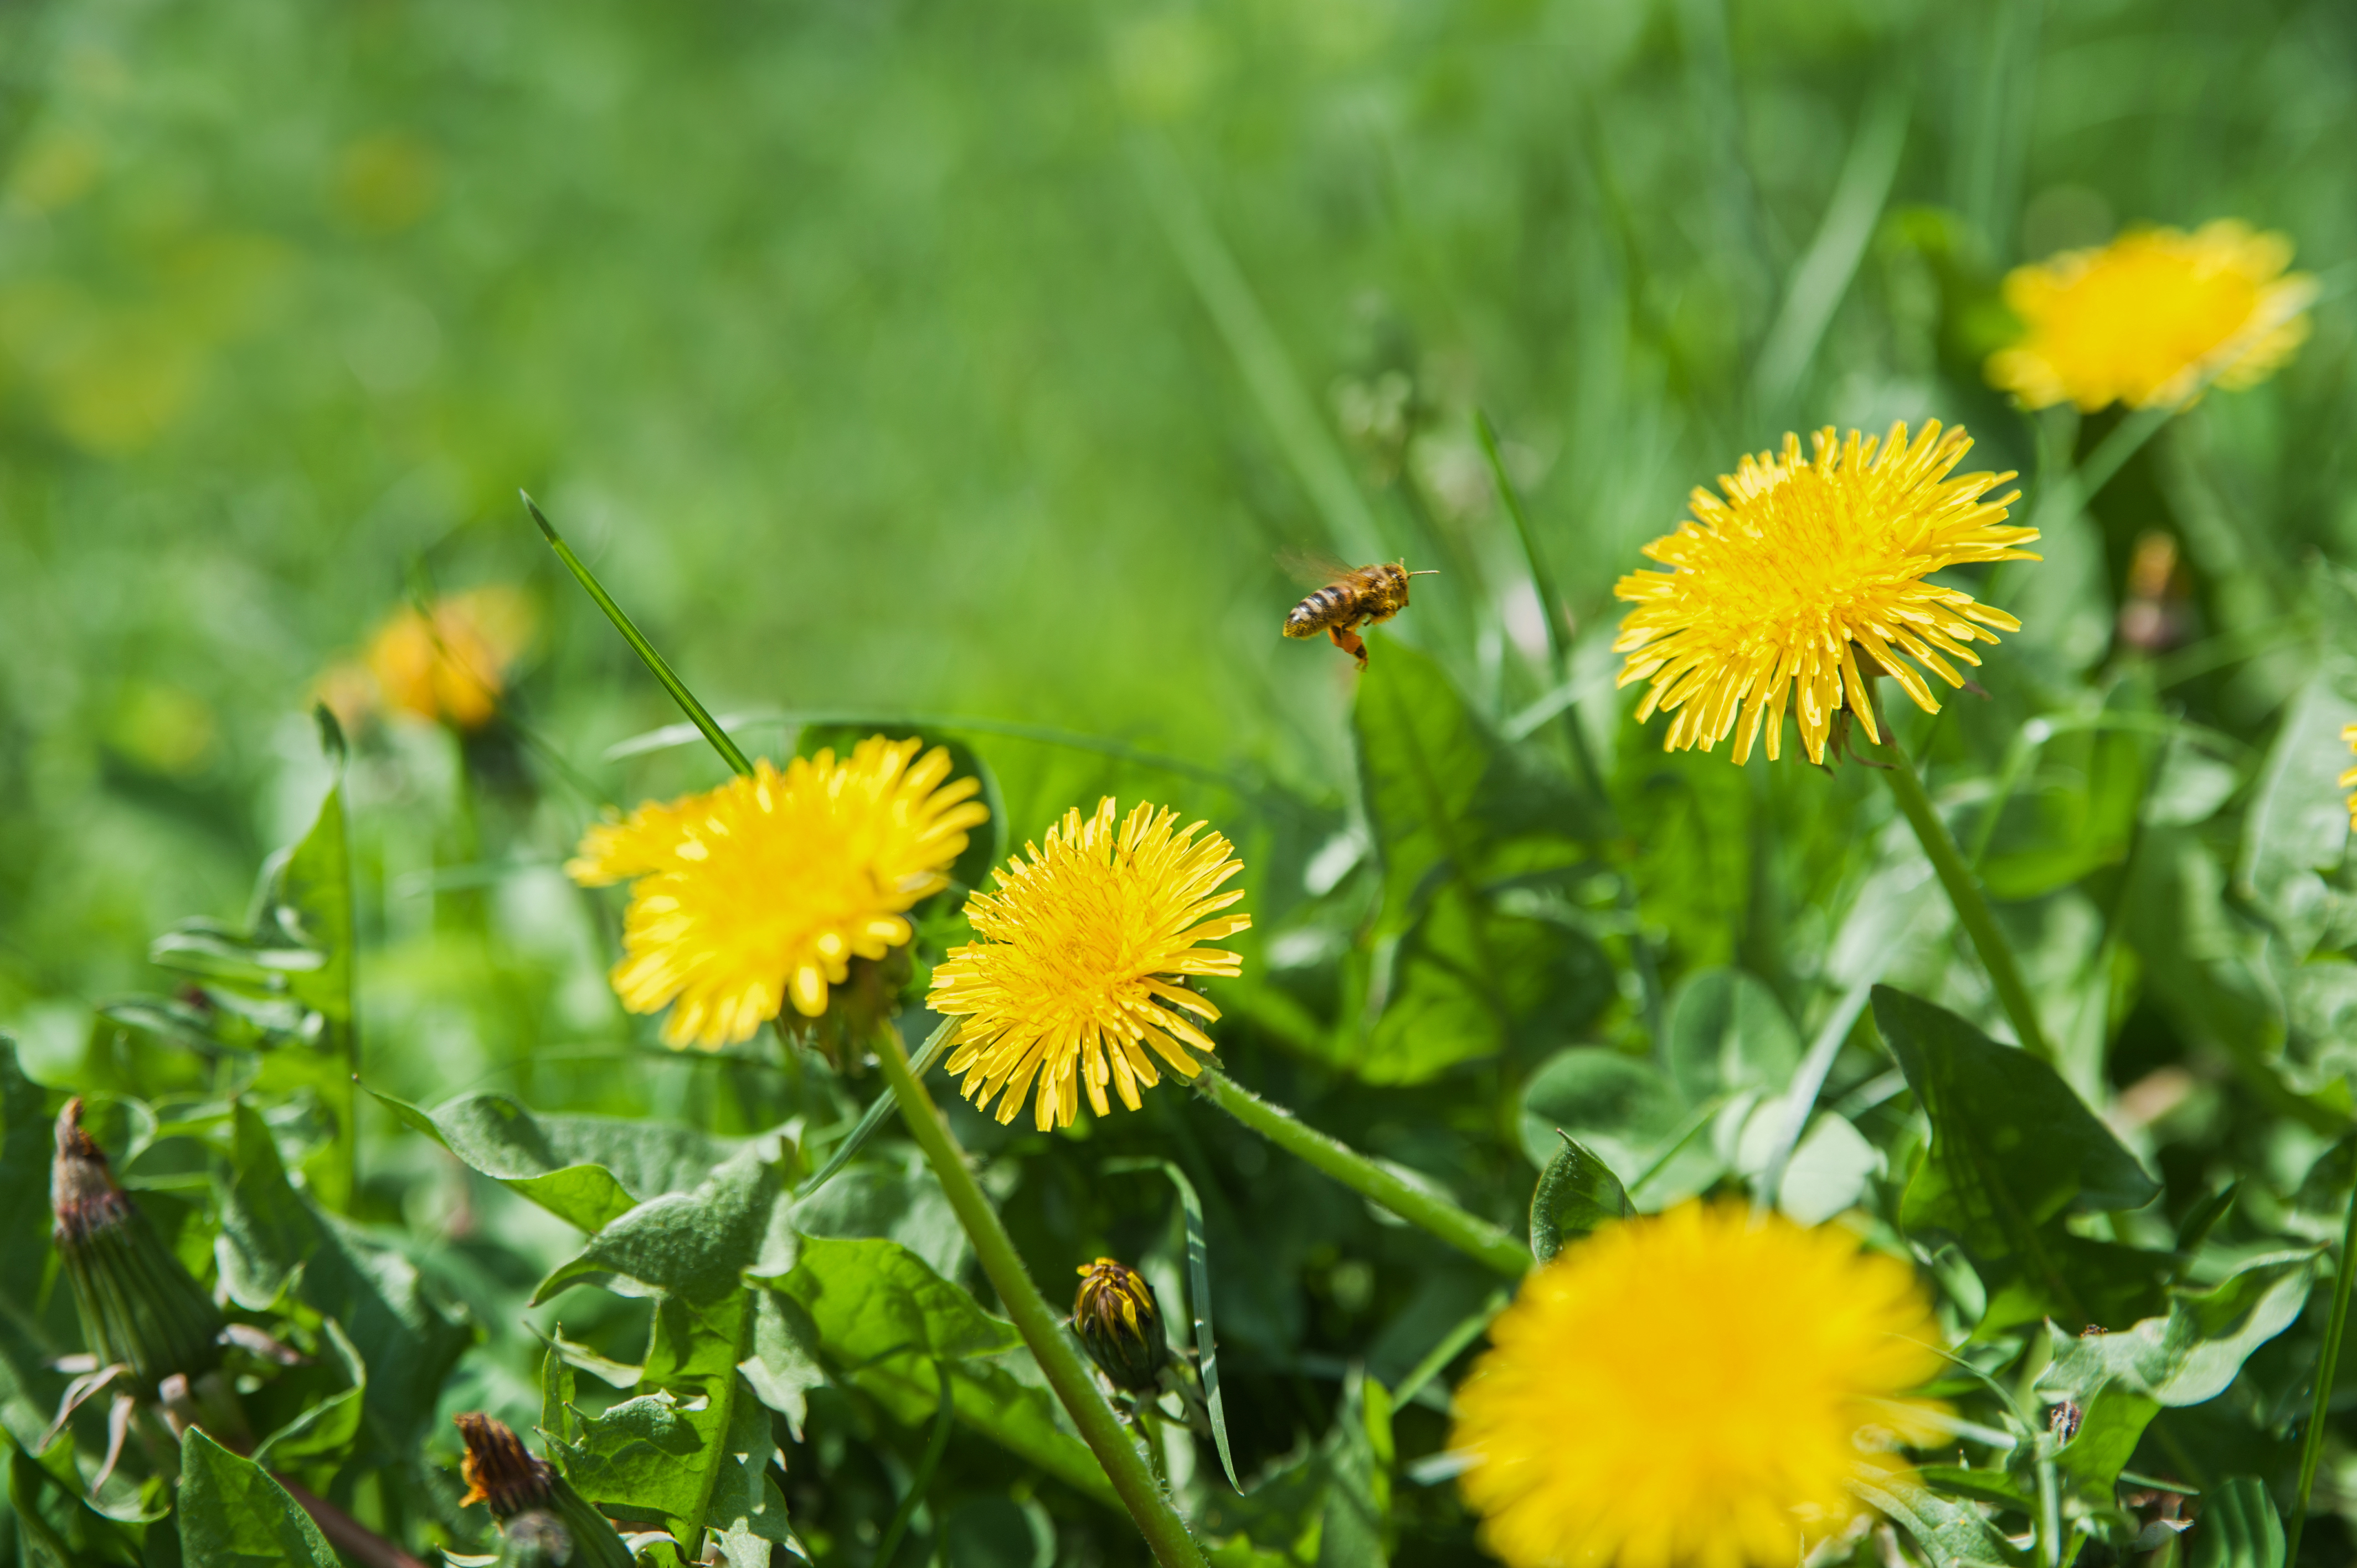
[[533, 1140, 797, 1306], [176, 1429, 338, 1568], [374, 1089, 737, 1233], [214, 1103, 471, 1461]]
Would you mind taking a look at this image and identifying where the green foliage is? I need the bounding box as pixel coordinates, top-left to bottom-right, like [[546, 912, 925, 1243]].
[[177, 1431, 337, 1568]]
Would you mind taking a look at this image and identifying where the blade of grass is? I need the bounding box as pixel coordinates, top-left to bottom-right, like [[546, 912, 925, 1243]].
[[1104, 1158, 1241, 1494], [1393, 1289, 1509, 1407], [522, 492, 753, 779], [873, 1363, 956, 1567], [2287, 1182, 2357, 1566]]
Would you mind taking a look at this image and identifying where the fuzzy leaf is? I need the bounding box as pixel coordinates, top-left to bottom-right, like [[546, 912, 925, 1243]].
[[534, 1139, 798, 1306]]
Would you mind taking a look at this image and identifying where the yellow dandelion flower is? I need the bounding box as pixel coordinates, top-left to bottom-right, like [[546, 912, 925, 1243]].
[[929, 798, 1249, 1131], [1988, 220, 2315, 412], [1453, 1203, 1947, 1568], [362, 586, 536, 731], [2341, 724, 2357, 831], [1613, 422, 2036, 767], [567, 737, 988, 1049]]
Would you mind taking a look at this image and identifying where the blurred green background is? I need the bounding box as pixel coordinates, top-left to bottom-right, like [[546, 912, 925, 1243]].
[[5, 0, 2353, 1054]]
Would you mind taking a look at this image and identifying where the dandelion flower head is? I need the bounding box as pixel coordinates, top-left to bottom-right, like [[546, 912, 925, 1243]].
[[364, 586, 535, 731], [1613, 422, 2036, 766], [1453, 1202, 1947, 1568], [568, 737, 987, 1049], [1987, 220, 2315, 412], [929, 798, 1248, 1131], [2341, 723, 2357, 831]]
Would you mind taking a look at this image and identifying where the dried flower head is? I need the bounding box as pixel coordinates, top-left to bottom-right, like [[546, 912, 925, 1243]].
[[568, 737, 987, 1049], [1073, 1258, 1169, 1393], [1987, 220, 2315, 412], [1614, 422, 2036, 766], [930, 798, 1249, 1129], [1452, 1203, 1947, 1568]]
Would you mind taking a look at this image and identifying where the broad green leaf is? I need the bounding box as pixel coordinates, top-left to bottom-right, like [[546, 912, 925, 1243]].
[[771, 1236, 1114, 1508], [2238, 677, 2357, 945], [704, 1364, 804, 1567], [1877, 987, 2158, 1303], [1916, 1465, 2035, 1513], [374, 1089, 738, 1232], [1529, 1132, 1630, 1263], [738, 1289, 825, 1442], [1354, 643, 1495, 925], [0, 1038, 66, 1452], [533, 1139, 798, 1306], [248, 1318, 366, 1476], [176, 1429, 338, 1568], [1517, 1048, 1715, 1200], [2040, 1255, 2318, 1408], [6, 1433, 143, 1566], [1666, 968, 1800, 1103], [2188, 1477, 2282, 1568], [1979, 718, 2155, 901], [791, 1143, 966, 1281], [273, 775, 353, 1024], [2054, 1382, 2161, 1498], [214, 1103, 471, 1460], [1851, 1471, 2021, 1568]]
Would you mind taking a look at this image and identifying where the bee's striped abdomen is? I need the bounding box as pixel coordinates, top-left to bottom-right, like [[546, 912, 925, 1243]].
[[1284, 584, 1360, 637]]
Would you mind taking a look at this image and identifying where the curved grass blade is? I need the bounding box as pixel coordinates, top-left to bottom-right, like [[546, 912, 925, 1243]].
[[522, 492, 754, 780], [796, 1018, 955, 1201], [1103, 1157, 1242, 1493], [1393, 1288, 1508, 1407], [873, 1359, 956, 1567]]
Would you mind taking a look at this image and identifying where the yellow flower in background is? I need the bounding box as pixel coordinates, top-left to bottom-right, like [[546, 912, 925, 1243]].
[[930, 798, 1248, 1130], [568, 738, 987, 1049], [320, 586, 534, 733], [1453, 1203, 1947, 1568], [1987, 221, 2315, 412], [2340, 724, 2357, 831], [1614, 422, 2036, 767]]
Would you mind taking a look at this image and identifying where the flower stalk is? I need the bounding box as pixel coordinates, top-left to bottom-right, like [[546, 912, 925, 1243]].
[[2288, 1183, 2357, 1566], [1872, 731, 2056, 1063], [874, 1022, 1210, 1568], [1200, 1069, 1529, 1277]]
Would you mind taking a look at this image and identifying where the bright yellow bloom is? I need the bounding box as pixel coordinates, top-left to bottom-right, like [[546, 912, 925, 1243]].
[[568, 737, 987, 1049], [364, 587, 535, 730], [1453, 1203, 1947, 1568], [2340, 724, 2357, 831], [1987, 220, 2315, 412], [1614, 422, 2036, 767], [929, 798, 1248, 1130]]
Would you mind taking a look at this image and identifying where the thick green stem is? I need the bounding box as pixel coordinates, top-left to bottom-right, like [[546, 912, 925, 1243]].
[[1202, 1069, 1529, 1277], [1875, 733, 2056, 1063], [873, 1027, 1209, 1568], [2288, 1186, 2357, 1565]]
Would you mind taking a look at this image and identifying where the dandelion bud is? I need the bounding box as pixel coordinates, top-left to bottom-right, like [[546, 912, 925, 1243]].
[[52, 1098, 226, 1391], [1073, 1258, 1169, 1394], [455, 1414, 635, 1568]]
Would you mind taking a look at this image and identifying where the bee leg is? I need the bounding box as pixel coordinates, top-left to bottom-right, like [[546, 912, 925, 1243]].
[[1327, 625, 1368, 668]]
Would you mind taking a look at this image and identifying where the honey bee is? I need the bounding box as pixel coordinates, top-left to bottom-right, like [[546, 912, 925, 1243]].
[[1280, 555, 1437, 669]]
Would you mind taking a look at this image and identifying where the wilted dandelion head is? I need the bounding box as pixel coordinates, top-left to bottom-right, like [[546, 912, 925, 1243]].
[[929, 798, 1249, 1131], [1987, 221, 2315, 412], [568, 737, 987, 1049], [1452, 1203, 1947, 1568], [361, 586, 534, 731], [1613, 422, 2035, 767]]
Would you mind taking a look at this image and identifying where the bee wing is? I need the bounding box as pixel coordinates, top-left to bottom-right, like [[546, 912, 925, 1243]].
[[1276, 546, 1359, 587]]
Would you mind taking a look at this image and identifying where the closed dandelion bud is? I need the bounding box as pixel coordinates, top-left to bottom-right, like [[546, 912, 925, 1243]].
[[1074, 1258, 1169, 1394], [52, 1098, 226, 1391], [456, 1414, 635, 1568]]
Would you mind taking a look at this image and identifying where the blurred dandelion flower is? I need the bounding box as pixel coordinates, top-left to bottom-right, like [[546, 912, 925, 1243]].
[[321, 586, 534, 733], [1614, 422, 2035, 766], [2340, 724, 2357, 830], [1453, 1202, 1947, 1568], [568, 737, 987, 1049], [1988, 221, 2315, 411], [930, 798, 1248, 1130]]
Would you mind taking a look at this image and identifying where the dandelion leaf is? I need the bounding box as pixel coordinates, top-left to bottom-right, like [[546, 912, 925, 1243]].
[[176, 1428, 339, 1568]]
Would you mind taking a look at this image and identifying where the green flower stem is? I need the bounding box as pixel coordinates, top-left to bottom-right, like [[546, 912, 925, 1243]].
[[1875, 730, 2056, 1063], [873, 1025, 1209, 1568], [1201, 1069, 1529, 1278], [2288, 1183, 2357, 1566]]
